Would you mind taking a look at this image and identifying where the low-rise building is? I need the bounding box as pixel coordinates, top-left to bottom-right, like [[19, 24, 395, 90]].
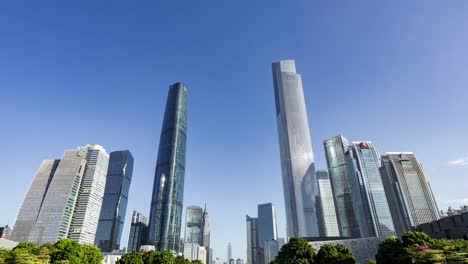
[[415, 211, 468, 239]]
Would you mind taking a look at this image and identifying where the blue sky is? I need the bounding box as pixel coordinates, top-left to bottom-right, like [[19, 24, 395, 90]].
[[1, 0, 468, 261]]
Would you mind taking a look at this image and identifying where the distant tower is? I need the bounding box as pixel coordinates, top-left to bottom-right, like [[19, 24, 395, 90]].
[[201, 205, 211, 264], [272, 60, 319, 237], [68, 144, 110, 244], [347, 141, 395, 237], [246, 215, 259, 264], [184, 206, 203, 244], [127, 211, 148, 252], [380, 153, 440, 236], [95, 150, 134, 252], [148, 82, 188, 252], [316, 170, 340, 237], [227, 243, 232, 263]]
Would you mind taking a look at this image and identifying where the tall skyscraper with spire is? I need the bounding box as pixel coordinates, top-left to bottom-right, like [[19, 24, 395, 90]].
[[148, 82, 188, 252], [272, 60, 320, 237], [201, 205, 211, 264]]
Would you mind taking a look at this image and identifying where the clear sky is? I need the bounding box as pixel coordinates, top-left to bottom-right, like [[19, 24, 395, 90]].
[[1, 0, 468, 262]]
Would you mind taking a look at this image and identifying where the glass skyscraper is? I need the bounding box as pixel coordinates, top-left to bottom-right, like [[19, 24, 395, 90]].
[[380, 153, 440, 236], [10, 159, 60, 242], [148, 82, 188, 252], [348, 141, 395, 237], [201, 206, 211, 264], [127, 210, 148, 252], [272, 60, 319, 238], [95, 150, 134, 252], [323, 135, 360, 238], [246, 216, 259, 264], [316, 170, 340, 237], [258, 203, 278, 243], [68, 144, 110, 244], [30, 149, 88, 244], [184, 206, 203, 244]]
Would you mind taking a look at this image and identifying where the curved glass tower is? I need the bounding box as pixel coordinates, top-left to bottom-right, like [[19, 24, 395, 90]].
[[148, 82, 188, 252], [272, 60, 320, 238]]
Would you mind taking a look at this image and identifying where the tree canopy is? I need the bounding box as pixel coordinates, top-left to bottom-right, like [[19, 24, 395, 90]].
[[316, 244, 356, 264]]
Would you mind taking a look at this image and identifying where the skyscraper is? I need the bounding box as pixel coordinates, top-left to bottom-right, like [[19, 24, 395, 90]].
[[30, 149, 87, 244], [201, 206, 211, 264], [68, 144, 110, 244], [227, 242, 232, 263], [95, 150, 134, 252], [127, 211, 148, 252], [257, 203, 277, 243], [10, 159, 60, 242], [347, 141, 395, 237], [323, 135, 360, 238], [148, 82, 188, 252], [316, 170, 340, 237], [246, 216, 259, 264], [380, 153, 440, 236], [184, 206, 203, 244], [0, 226, 11, 239], [272, 60, 319, 238]]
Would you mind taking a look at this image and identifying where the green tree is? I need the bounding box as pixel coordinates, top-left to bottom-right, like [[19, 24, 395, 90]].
[[316, 244, 355, 264], [191, 260, 203, 264], [274, 237, 316, 264], [401, 232, 434, 248], [375, 236, 411, 264], [0, 249, 10, 264], [80, 244, 103, 264], [13, 242, 39, 255], [175, 256, 191, 264], [51, 239, 84, 264], [364, 260, 376, 264], [142, 251, 174, 264], [8, 248, 39, 264], [117, 252, 144, 264]]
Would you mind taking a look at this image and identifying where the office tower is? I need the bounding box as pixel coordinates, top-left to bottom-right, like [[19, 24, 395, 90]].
[[148, 82, 188, 252], [201, 206, 211, 264], [10, 160, 60, 242], [246, 216, 259, 264], [127, 211, 148, 252], [236, 259, 244, 264], [184, 242, 199, 261], [380, 153, 440, 236], [278, 238, 285, 249], [263, 240, 279, 264], [185, 206, 203, 244], [323, 135, 360, 238], [0, 225, 11, 239], [272, 60, 319, 238], [229, 259, 235, 264], [316, 170, 340, 237], [258, 203, 278, 243], [227, 242, 232, 263], [347, 141, 396, 237], [30, 149, 87, 244], [68, 144, 110, 244], [198, 246, 207, 264], [95, 150, 134, 251]]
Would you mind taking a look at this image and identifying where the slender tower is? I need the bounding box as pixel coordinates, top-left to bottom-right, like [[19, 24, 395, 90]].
[[272, 60, 319, 237], [148, 82, 188, 252]]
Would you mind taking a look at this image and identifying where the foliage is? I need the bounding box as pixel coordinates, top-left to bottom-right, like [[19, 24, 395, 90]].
[[375, 236, 411, 264], [175, 256, 192, 264], [13, 242, 39, 255], [51, 239, 84, 264], [81, 244, 103, 264], [8, 248, 40, 264], [364, 260, 376, 264], [274, 238, 316, 264], [316, 244, 356, 264], [191, 260, 203, 264], [401, 231, 434, 248], [117, 252, 144, 264]]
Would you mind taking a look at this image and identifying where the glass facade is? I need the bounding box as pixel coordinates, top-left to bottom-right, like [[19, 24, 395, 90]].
[[323, 135, 360, 238], [148, 82, 188, 252], [127, 210, 148, 252], [201, 206, 211, 264], [184, 206, 203, 244], [68, 145, 109, 244], [272, 60, 320, 238], [258, 203, 278, 243], [95, 150, 134, 252], [380, 153, 440, 236], [316, 170, 340, 237], [246, 216, 259, 264], [10, 160, 60, 242], [348, 142, 395, 237], [30, 149, 87, 244]]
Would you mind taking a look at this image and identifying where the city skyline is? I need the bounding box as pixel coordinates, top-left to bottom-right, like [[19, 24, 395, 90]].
[[2, 1, 468, 261]]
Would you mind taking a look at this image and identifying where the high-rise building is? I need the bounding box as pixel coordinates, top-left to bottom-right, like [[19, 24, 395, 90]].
[[236, 258, 244, 264], [258, 203, 277, 243], [246, 216, 259, 264], [316, 170, 340, 237], [198, 246, 207, 264], [380, 153, 440, 236], [263, 240, 279, 264], [148, 82, 188, 252], [127, 211, 148, 252], [201, 205, 211, 264], [272, 59, 319, 238], [95, 150, 134, 251], [227, 242, 232, 263], [30, 149, 87, 244], [184, 242, 199, 261], [10, 159, 60, 242], [185, 206, 203, 244], [68, 144, 110, 244], [347, 141, 395, 237], [323, 135, 360, 238], [0, 225, 11, 239]]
